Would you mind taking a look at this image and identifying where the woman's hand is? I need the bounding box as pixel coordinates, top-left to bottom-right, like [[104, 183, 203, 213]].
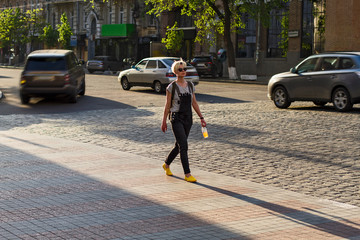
[[161, 120, 167, 132], [201, 118, 206, 127]]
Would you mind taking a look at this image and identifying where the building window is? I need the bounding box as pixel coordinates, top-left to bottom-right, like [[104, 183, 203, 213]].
[[148, 14, 156, 27], [109, 4, 113, 24], [301, 0, 326, 57], [301, 0, 313, 57], [313, 0, 325, 54], [119, 7, 124, 24], [236, 14, 256, 58], [71, 11, 74, 29], [267, 5, 289, 58]]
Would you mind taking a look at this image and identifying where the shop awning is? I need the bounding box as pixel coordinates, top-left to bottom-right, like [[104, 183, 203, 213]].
[[101, 24, 135, 38]]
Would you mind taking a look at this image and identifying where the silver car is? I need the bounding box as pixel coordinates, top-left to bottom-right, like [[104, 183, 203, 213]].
[[268, 52, 360, 111], [118, 57, 199, 93]]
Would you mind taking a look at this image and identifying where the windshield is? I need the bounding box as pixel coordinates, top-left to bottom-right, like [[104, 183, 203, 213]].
[[26, 57, 66, 71]]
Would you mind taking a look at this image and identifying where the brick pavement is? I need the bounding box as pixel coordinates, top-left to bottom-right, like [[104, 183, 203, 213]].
[[0, 130, 360, 239]]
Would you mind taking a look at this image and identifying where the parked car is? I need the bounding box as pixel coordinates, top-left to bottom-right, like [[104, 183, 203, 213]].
[[190, 54, 223, 78], [86, 56, 123, 73], [118, 57, 199, 93], [268, 52, 360, 112], [20, 49, 85, 104]]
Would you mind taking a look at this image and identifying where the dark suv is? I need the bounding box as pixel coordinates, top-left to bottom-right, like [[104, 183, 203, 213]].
[[20, 50, 85, 104], [190, 54, 223, 78]]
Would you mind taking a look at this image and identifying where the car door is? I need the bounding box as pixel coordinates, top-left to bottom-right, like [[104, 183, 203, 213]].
[[157, 60, 170, 84], [287, 57, 320, 99], [68, 53, 83, 89], [128, 59, 148, 84], [142, 60, 158, 85], [309, 57, 338, 100]]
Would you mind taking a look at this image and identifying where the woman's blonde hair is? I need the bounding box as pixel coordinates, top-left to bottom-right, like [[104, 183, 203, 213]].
[[171, 58, 187, 74]]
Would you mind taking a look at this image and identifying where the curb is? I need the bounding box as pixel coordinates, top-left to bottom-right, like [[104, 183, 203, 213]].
[[200, 77, 269, 85]]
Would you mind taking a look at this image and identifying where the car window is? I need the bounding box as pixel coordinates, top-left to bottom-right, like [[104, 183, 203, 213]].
[[192, 57, 211, 62], [297, 58, 318, 73], [26, 57, 66, 71], [136, 60, 148, 70], [162, 58, 179, 67], [339, 58, 354, 69], [68, 53, 78, 69], [93, 56, 104, 61], [146, 60, 157, 69], [158, 61, 167, 68], [320, 57, 337, 71]]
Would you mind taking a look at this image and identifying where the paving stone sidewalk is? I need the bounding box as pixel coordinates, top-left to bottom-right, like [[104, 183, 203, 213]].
[[0, 130, 359, 239]]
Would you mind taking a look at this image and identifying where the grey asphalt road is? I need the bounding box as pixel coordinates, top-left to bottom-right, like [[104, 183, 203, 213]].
[[0, 68, 268, 114]]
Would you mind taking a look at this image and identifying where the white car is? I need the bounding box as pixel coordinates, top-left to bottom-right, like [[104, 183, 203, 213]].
[[118, 57, 199, 93]]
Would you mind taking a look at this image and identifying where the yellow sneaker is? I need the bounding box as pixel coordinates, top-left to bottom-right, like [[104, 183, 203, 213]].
[[184, 175, 197, 183], [162, 163, 173, 176]]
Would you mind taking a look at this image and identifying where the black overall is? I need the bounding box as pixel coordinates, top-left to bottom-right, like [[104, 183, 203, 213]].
[[165, 83, 193, 174]]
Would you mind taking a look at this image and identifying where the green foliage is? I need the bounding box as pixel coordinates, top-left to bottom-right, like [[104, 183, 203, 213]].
[[84, 0, 109, 8], [0, 8, 44, 51], [279, 12, 289, 57], [40, 25, 59, 48], [145, 0, 288, 55], [161, 22, 184, 53], [57, 13, 73, 49], [240, 0, 289, 27]]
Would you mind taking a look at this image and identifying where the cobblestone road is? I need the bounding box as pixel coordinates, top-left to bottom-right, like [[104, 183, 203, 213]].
[[1, 101, 359, 207]]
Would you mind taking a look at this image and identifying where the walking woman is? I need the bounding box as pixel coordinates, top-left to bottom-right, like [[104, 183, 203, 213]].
[[161, 59, 206, 182]]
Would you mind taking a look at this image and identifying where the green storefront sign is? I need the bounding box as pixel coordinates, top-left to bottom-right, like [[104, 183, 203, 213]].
[[101, 24, 135, 37]]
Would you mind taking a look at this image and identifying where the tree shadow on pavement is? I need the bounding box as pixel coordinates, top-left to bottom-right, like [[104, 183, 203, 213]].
[[131, 89, 248, 104], [193, 93, 248, 104], [194, 182, 360, 239], [0, 95, 137, 115]]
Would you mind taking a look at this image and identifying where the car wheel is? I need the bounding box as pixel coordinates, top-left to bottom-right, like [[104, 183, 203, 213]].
[[332, 87, 352, 112], [212, 67, 217, 78], [313, 101, 326, 106], [79, 79, 86, 96], [273, 86, 291, 109], [218, 67, 223, 77], [154, 81, 163, 93], [68, 90, 77, 103], [121, 77, 131, 90], [20, 94, 30, 104], [88, 70, 94, 74]]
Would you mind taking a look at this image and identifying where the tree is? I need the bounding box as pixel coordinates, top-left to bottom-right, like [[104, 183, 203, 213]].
[[145, 0, 288, 79], [40, 25, 59, 49], [57, 13, 73, 49], [0, 8, 44, 62], [162, 22, 184, 55]]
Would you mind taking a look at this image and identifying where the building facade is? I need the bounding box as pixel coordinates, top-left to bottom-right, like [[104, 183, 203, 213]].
[[0, 0, 160, 64], [0, 0, 359, 80]]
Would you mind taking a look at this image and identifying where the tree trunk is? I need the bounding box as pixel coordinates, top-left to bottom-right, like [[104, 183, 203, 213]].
[[222, 0, 238, 80]]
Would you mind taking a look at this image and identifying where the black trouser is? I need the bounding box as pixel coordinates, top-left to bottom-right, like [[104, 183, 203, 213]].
[[165, 112, 193, 174]]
